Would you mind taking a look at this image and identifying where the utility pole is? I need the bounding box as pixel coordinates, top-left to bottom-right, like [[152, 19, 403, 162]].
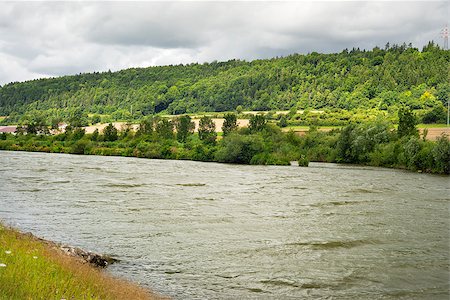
[[441, 25, 449, 126], [447, 83, 450, 127], [440, 24, 448, 50]]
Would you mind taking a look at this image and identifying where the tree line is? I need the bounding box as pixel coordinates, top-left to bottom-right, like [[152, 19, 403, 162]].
[[1, 109, 449, 174]]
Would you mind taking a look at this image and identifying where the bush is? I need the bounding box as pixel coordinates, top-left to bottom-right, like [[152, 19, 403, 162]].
[[69, 140, 90, 154], [422, 105, 447, 124], [277, 115, 288, 128], [71, 128, 86, 141], [398, 107, 418, 138], [432, 135, 450, 174], [403, 136, 421, 170], [215, 134, 264, 164], [298, 155, 309, 167]]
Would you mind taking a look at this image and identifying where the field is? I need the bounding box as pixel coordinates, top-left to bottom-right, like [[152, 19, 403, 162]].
[[82, 118, 251, 134], [419, 127, 450, 140], [12, 116, 450, 141]]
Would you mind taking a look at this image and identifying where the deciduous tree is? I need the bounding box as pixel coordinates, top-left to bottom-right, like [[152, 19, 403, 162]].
[[198, 116, 216, 145]]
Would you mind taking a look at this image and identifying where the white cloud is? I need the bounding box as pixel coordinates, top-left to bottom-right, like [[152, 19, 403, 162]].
[[0, 1, 447, 86]]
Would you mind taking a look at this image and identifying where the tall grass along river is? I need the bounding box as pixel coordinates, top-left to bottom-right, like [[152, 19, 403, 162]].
[[0, 151, 449, 299]]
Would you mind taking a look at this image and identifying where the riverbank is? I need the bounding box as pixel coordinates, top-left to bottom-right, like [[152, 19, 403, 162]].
[[0, 117, 449, 174], [0, 223, 165, 299]]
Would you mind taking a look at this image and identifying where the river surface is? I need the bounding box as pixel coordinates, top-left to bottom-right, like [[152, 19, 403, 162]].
[[0, 151, 449, 299]]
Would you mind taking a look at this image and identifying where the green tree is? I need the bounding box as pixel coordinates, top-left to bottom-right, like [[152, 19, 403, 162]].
[[155, 119, 174, 140], [222, 113, 238, 136], [175, 115, 194, 143], [137, 116, 154, 136], [119, 123, 134, 140], [198, 116, 217, 145], [432, 135, 450, 174], [23, 113, 49, 135], [249, 114, 267, 133], [51, 117, 62, 130], [422, 104, 447, 124], [277, 115, 288, 128], [91, 128, 99, 141], [288, 106, 297, 118], [69, 108, 88, 128], [91, 114, 101, 124], [398, 107, 418, 138], [336, 124, 356, 163], [71, 127, 86, 141], [103, 123, 118, 141], [403, 136, 421, 169], [215, 134, 264, 164]]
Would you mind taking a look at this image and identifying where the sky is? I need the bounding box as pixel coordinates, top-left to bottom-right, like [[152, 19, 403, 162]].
[[0, 1, 448, 86]]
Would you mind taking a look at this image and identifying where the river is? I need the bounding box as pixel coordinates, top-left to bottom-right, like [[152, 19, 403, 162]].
[[0, 151, 449, 299]]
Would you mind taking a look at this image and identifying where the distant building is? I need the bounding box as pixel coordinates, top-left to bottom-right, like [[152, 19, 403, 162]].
[[0, 126, 17, 134], [50, 123, 68, 135], [58, 123, 68, 131]]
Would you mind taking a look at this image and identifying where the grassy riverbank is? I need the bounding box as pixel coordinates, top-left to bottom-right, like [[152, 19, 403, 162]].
[[0, 223, 163, 299]]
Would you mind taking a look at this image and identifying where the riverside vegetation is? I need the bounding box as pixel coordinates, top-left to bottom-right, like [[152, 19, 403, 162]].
[[0, 109, 449, 174], [0, 223, 161, 299]]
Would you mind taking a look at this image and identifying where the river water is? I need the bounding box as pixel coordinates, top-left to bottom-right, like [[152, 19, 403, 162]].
[[0, 151, 449, 299]]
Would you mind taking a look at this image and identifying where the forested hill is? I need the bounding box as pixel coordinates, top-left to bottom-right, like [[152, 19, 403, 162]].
[[1, 42, 449, 123]]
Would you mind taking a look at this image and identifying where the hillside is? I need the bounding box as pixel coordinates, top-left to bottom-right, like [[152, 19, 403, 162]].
[[0, 42, 448, 124]]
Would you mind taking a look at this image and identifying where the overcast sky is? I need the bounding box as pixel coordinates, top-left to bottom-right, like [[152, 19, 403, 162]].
[[0, 1, 448, 85]]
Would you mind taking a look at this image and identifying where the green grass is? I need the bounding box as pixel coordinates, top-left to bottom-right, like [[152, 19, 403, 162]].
[[417, 123, 449, 128], [0, 224, 158, 299], [283, 125, 341, 131], [284, 124, 449, 131]]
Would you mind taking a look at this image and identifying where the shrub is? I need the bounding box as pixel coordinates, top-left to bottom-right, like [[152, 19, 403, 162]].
[[215, 134, 264, 164], [432, 135, 450, 174], [69, 140, 90, 154], [298, 155, 309, 167]]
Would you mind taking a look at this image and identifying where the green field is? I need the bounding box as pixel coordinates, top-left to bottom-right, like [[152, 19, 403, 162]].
[[417, 123, 449, 128], [283, 125, 340, 131]]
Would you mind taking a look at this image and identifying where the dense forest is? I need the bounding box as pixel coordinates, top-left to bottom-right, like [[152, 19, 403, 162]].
[[0, 42, 449, 125]]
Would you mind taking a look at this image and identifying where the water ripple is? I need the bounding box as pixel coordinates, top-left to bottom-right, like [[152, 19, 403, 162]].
[[0, 151, 449, 300]]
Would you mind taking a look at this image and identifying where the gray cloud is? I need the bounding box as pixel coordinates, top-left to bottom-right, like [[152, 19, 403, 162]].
[[0, 1, 448, 85]]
